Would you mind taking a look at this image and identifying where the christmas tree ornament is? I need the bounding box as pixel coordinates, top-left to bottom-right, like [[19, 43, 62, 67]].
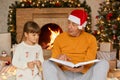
[[9, 25, 15, 32], [41, 3, 45, 7], [77, 3, 80, 7], [21, 2, 25, 7], [113, 25, 118, 30], [55, 1, 61, 7], [117, 16, 120, 21], [106, 13, 113, 20], [9, 9, 13, 13], [113, 35, 116, 40], [106, 0, 110, 2], [117, 36, 120, 40]]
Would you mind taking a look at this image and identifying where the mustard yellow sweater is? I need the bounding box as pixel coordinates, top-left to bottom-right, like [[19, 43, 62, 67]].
[[51, 31, 97, 73]]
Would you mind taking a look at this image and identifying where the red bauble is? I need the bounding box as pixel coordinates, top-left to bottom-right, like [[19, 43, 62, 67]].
[[93, 30, 97, 35], [106, 13, 113, 20], [55, 2, 61, 7], [96, 16, 98, 19], [99, 26, 104, 30], [113, 35, 116, 40], [5, 61, 10, 65], [113, 25, 118, 29]]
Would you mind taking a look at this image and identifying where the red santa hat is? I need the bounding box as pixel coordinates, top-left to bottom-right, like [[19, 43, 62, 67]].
[[68, 9, 88, 29]]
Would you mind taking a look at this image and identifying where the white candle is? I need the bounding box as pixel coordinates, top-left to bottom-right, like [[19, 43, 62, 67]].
[[0, 33, 11, 56]]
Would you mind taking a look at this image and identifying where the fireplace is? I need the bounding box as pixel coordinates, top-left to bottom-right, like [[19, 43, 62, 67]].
[[39, 23, 63, 49], [16, 8, 82, 59]]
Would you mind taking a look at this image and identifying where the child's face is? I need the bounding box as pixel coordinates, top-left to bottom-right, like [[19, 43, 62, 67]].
[[25, 32, 39, 45]]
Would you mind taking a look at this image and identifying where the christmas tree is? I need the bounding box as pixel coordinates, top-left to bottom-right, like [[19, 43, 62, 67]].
[[94, 0, 120, 60]]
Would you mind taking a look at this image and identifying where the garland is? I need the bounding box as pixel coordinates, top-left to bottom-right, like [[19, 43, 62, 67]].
[[7, 0, 91, 44]]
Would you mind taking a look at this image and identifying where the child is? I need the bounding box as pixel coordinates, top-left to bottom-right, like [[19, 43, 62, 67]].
[[12, 21, 44, 80]]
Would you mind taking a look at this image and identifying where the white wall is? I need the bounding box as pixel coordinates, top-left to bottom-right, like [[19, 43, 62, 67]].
[[0, 0, 104, 33], [85, 0, 105, 30], [0, 0, 18, 33]]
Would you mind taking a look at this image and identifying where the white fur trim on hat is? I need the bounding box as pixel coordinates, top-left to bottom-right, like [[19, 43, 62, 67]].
[[68, 15, 87, 29], [78, 21, 87, 29], [68, 15, 80, 25]]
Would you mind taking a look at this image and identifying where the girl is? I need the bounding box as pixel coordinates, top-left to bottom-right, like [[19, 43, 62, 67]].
[[12, 21, 44, 80]]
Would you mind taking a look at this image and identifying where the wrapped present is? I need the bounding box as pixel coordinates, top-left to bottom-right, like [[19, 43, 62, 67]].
[[107, 77, 119, 80], [99, 42, 113, 52], [97, 51, 116, 61], [0, 65, 16, 80], [109, 60, 116, 71], [97, 50, 117, 70], [117, 60, 120, 68], [108, 69, 120, 78]]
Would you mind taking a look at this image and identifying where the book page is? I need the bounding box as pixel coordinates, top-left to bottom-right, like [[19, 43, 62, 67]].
[[49, 58, 100, 68], [74, 59, 100, 67], [49, 58, 75, 67]]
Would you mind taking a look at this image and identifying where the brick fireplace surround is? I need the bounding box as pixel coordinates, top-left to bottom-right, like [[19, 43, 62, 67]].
[[16, 8, 82, 59], [16, 8, 83, 43]]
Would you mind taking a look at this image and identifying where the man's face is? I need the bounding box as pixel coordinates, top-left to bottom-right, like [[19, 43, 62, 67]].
[[67, 20, 82, 37]]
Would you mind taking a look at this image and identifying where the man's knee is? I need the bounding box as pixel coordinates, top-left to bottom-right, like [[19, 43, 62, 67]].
[[42, 60, 58, 71], [42, 60, 54, 68], [96, 59, 109, 70]]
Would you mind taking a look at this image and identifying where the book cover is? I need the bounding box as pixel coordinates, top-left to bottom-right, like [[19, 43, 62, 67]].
[[49, 58, 100, 68]]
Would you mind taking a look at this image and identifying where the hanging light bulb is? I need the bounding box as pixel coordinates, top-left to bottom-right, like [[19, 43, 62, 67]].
[[104, 7, 107, 11], [20, 0, 23, 2], [97, 30, 100, 35], [106, 0, 110, 2], [9, 24, 15, 32], [117, 16, 120, 21]]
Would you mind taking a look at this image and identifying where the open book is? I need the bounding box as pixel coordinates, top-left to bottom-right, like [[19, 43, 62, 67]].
[[49, 58, 100, 68]]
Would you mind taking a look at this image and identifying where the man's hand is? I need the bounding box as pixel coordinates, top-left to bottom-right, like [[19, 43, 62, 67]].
[[57, 54, 71, 61], [57, 54, 84, 72]]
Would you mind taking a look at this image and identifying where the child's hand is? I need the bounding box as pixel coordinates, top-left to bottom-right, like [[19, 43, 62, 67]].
[[27, 61, 35, 69], [35, 60, 41, 67], [35, 60, 42, 74]]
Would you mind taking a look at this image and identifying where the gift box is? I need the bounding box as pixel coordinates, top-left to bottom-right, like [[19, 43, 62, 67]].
[[109, 60, 116, 71], [0, 65, 16, 80], [99, 42, 113, 52], [97, 51, 116, 61], [108, 69, 120, 79], [97, 51, 117, 71]]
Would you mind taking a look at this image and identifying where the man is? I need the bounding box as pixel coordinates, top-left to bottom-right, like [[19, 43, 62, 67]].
[[42, 9, 109, 80]]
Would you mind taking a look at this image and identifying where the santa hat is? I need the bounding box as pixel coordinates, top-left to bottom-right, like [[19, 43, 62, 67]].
[[68, 9, 88, 29]]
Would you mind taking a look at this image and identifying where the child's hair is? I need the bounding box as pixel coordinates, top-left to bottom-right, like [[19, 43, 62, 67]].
[[20, 21, 40, 43]]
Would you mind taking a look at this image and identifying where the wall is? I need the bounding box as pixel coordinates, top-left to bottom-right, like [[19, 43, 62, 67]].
[[0, 0, 17, 33], [0, 0, 104, 33]]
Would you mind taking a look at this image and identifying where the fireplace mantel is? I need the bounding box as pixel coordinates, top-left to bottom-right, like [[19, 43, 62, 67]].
[[16, 8, 83, 43]]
